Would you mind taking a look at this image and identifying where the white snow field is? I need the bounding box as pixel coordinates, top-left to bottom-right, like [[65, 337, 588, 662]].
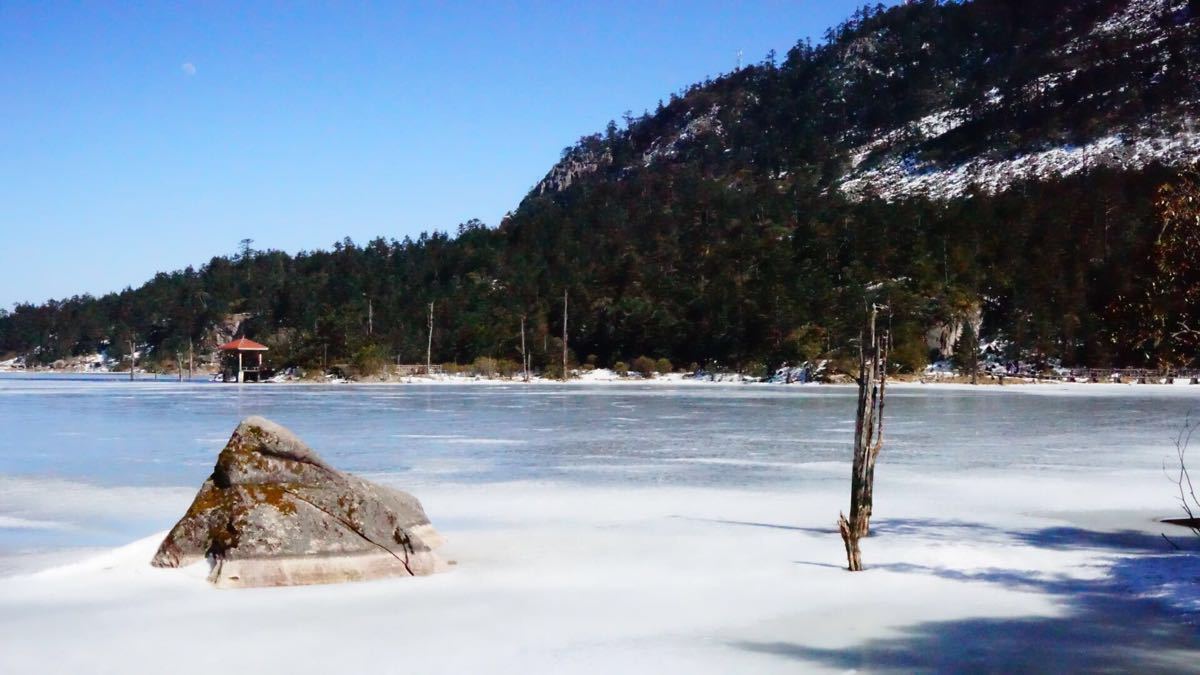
[[2, 375, 1200, 673]]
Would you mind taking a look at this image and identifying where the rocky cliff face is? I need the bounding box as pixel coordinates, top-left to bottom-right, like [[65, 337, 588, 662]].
[[535, 142, 612, 195]]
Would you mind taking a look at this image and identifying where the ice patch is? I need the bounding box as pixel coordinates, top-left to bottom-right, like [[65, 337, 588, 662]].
[[0, 515, 69, 530]]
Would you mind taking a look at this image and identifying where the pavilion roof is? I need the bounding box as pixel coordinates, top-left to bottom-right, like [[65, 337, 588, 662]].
[[217, 337, 269, 352]]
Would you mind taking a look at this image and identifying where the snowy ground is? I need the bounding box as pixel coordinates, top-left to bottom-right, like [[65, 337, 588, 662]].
[[2, 470, 1200, 673], [2, 379, 1200, 673]]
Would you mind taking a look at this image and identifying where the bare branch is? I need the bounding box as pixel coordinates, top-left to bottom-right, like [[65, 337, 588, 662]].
[[1169, 411, 1200, 537]]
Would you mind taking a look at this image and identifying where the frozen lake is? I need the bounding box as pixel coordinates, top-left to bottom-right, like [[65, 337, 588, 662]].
[[4, 374, 1197, 484], [1, 374, 1198, 567], [3, 374, 1200, 673]]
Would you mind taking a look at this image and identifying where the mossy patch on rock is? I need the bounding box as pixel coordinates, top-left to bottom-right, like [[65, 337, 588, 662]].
[[151, 416, 446, 587]]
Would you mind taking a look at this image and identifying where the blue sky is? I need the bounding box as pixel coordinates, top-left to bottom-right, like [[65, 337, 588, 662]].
[[0, 1, 880, 309]]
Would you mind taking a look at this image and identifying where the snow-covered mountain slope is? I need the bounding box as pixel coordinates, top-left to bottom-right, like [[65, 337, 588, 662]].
[[529, 0, 1200, 204], [841, 118, 1200, 200], [840, 0, 1199, 200]]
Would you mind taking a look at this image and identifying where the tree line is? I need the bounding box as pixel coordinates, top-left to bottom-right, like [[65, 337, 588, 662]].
[[2, 168, 1192, 374]]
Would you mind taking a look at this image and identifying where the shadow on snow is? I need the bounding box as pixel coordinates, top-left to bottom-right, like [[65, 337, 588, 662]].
[[736, 518, 1200, 673]]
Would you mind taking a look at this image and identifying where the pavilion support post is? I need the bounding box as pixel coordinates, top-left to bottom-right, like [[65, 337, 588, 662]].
[[238, 352, 244, 383]]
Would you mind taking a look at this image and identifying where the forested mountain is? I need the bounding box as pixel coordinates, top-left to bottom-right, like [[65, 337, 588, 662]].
[[3, 0, 1199, 375]]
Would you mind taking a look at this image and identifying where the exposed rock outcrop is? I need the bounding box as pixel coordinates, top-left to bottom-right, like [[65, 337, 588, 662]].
[[535, 140, 612, 194], [151, 416, 446, 588], [926, 304, 983, 360]]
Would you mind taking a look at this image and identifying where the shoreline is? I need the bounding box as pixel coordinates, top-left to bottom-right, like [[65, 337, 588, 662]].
[[5, 368, 1200, 393]]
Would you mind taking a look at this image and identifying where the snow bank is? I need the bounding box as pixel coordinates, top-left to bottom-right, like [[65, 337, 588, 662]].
[[2, 467, 1197, 673], [269, 370, 757, 386]]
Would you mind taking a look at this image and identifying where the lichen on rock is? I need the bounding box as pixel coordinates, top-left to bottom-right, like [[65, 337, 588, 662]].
[[151, 416, 446, 588]]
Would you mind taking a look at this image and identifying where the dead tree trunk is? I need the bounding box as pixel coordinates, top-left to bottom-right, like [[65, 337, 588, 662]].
[[561, 290, 569, 381], [838, 305, 888, 571], [128, 338, 137, 382], [426, 301, 434, 373], [520, 315, 529, 383], [967, 322, 979, 386]]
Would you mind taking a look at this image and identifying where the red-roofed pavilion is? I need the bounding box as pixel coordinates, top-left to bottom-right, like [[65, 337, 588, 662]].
[[218, 338, 269, 382]]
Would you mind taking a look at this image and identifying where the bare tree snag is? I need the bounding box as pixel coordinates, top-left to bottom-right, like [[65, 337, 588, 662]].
[[966, 319, 979, 385], [562, 290, 569, 381], [520, 315, 529, 383], [838, 304, 889, 571], [426, 301, 434, 374]]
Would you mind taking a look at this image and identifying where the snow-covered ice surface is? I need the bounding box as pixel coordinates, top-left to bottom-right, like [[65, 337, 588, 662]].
[[3, 374, 1200, 672]]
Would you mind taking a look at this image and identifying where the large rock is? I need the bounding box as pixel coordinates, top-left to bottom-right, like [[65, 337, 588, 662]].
[[151, 416, 446, 588]]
